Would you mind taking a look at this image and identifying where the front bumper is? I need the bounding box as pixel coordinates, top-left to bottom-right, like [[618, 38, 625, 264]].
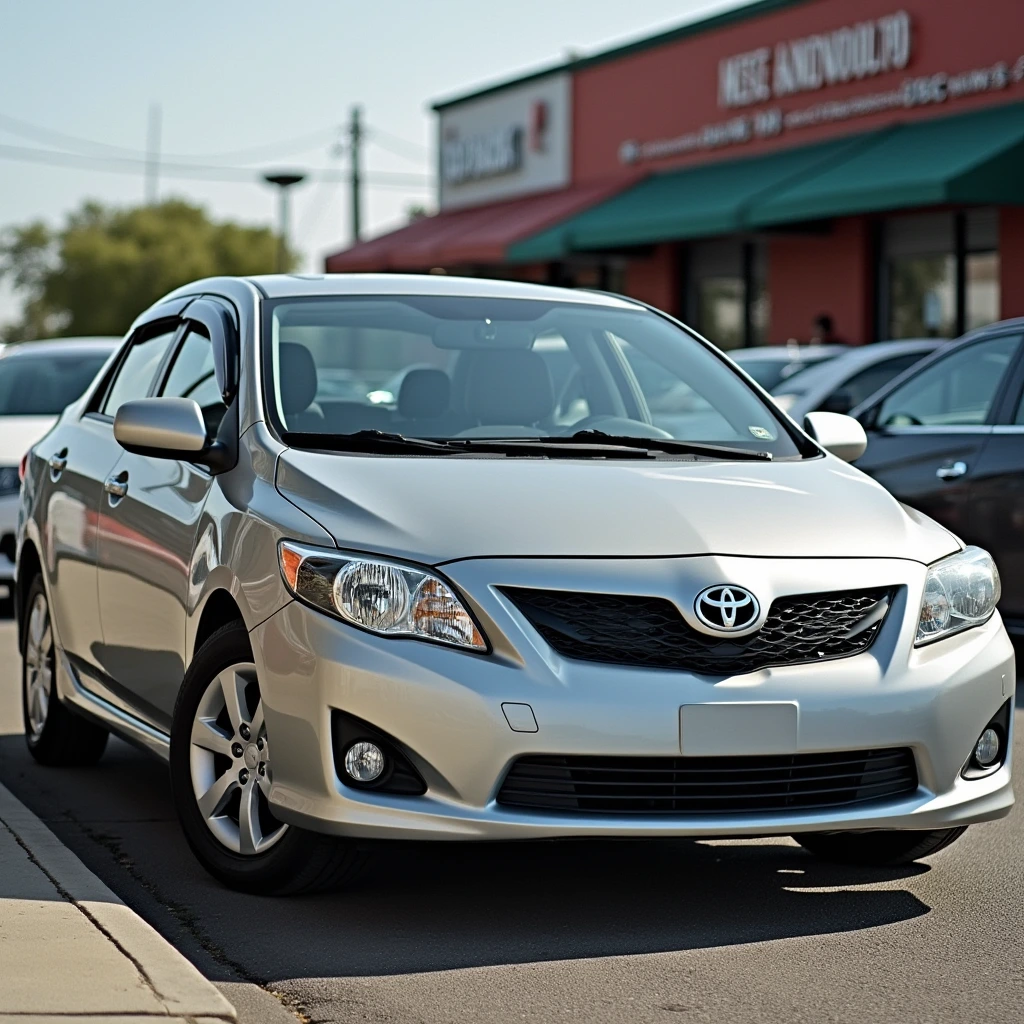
[[251, 555, 1016, 841]]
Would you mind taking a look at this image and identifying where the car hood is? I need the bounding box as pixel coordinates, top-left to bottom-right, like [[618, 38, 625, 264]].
[[275, 450, 959, 566], [0, 416, 58, 464]]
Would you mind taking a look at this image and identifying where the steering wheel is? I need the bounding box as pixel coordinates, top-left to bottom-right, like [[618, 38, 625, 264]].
[[558, 415, 674, 439]]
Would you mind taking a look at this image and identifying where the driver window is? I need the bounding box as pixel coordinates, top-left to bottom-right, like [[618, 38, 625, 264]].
[[160, 328, 227, 437], [876, 335, 1021, 427], [100, 326, 178, 416]]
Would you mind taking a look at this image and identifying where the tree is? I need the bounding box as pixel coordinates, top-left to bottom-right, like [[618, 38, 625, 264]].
[[0, 198, 299, 340]]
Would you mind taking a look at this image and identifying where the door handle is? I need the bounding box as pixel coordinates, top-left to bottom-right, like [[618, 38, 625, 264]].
[[48, 449, 67, 481], [936, 460, 968, 480], [103, 473, 129, 502]]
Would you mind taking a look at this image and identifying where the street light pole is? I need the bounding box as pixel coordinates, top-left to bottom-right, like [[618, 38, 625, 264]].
[[262, 172, 306, 273], [349, 106, 363, 244]]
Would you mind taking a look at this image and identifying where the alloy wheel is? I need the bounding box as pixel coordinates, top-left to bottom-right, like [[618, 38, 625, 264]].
[[24, 592, 53, 739], [188, 662, 288, 855]]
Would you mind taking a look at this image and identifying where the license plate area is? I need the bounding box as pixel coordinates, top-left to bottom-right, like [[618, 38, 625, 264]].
[[680, 702, 798, 756]]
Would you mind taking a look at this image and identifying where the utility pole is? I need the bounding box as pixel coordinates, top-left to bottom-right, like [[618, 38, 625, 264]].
[[262, 172, 306, 272], [349, 105, 362, 244], [145, 103, 161, 204]]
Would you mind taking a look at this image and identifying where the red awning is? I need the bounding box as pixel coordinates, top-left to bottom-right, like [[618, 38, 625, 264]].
[[323, 181, 627, 273]]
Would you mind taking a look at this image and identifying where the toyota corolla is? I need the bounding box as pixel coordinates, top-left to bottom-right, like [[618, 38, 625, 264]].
[[16, 275, 1015, 894]]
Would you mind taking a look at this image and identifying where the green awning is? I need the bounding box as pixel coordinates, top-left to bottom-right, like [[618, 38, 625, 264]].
[[508, 135, 867, 262], [750, 101, 1024, 227], [508, 101, 1024, 262]]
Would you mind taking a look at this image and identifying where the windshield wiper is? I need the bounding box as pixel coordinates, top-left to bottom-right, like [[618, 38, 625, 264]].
[[282, 429, 458, 454], [561, 429, 772, 461]]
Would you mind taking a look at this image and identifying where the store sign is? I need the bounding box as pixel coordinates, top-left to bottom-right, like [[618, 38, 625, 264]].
[[719, 11, 912, 109], [438, 73, 570, 210], [442, 124, 523, 186], [620, 49, 1024, 166]]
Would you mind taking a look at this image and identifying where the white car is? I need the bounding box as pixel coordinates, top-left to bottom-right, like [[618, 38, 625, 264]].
[[771, 339, 943, 420], [0, 339, 118, 594]]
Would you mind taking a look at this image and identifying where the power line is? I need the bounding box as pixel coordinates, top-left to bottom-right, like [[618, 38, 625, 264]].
[[366, 125, 431, 163], [0, 111, 339, 164], [0, 141, 433, 189]]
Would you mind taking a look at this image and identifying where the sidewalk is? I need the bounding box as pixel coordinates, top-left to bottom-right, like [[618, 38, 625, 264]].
[[0, 781, 236, 1024]]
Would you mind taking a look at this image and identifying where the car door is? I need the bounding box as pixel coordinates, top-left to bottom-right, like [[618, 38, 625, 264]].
[[855, 333, 1023, 542], [42, 317, 182, 678], [957, 335, 1024, 628], [95, 321, 228, 731]]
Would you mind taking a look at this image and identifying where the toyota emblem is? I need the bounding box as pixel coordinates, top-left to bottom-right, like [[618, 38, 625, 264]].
[[694, 585, 760, 632]]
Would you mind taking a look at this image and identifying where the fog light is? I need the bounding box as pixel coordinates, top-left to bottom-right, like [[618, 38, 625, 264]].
[[344, 741, 385, 782], [974, 728, 1001, 768]]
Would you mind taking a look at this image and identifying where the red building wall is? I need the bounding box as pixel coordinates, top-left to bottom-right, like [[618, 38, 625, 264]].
[[572, 0, 1024, 185], [624, 245, 679, 313], [768, 218, 874, 344], [1000, 207, 1024, 320]]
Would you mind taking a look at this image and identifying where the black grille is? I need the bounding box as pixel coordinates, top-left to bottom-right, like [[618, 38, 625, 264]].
[[498, 749, 918, 815], [503, 586, 892, 675]]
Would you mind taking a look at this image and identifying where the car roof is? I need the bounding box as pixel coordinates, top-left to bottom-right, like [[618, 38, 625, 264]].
[[241, 273, 647, 310], [0, 337, 120, 358], [730, 345, 847, 362]]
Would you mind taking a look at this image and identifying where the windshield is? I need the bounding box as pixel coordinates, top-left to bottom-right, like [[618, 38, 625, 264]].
[[263, 296, 803, 458], [0, 351, 110, 416]]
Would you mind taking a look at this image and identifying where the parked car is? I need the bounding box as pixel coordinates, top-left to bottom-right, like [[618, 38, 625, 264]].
[[850, 319, 1024, 636], [16, 277, 1013, 894], [771, 339, 943, 420], [729, 344, 847, 391], [0, 338, 119, 595]]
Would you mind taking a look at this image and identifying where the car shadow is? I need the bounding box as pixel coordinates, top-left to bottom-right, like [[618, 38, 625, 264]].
[[0, 733, 932, 984]]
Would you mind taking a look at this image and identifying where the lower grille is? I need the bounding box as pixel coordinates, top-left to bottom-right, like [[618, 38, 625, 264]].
[[497, 748, 918, 815]]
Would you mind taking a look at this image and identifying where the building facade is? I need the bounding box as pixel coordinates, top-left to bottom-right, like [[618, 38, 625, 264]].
[[325, 0, 1024, 348]]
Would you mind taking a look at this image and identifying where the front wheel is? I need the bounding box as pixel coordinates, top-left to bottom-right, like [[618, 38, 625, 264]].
[[169, 621, 363, 895], [22, 574, 108, 766], [793, 827, 968, 866]]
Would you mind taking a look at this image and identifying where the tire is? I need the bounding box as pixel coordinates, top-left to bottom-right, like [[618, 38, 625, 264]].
[[169, 621, 363, 895], [793, 826, 968, 866], [22, 574, 108, 766]]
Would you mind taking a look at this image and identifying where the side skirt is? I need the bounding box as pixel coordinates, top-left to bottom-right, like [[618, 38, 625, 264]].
[[56, 647, 171, 761]]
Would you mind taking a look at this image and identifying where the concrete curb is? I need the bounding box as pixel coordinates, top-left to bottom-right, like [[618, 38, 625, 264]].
[[0, 780, 236, 1021]]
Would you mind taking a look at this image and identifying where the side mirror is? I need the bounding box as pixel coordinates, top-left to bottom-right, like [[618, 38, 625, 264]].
[[803, 411, 868, 462], [114, 398, 231, 471], [819, 388, 853, 415]]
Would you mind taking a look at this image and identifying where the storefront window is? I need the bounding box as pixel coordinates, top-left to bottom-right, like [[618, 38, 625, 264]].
[[967, 251, 1000, 331], [884, 210, 1000, 340], [889, 254, 955, 338], [689, 238, 767, 350], [697, 276, 744, 348]]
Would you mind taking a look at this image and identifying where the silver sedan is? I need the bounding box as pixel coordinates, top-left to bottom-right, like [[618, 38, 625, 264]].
[[15, 275, 1014, 893]]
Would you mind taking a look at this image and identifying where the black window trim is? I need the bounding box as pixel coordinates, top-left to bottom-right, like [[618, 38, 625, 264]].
[[84, 317, 187, 423]]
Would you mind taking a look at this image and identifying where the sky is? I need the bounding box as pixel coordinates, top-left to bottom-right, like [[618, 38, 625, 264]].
[[0, 0, 748, 327]]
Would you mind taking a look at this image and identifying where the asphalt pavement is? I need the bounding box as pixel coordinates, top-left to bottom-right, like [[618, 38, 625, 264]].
[[0, 616, 1021, 1024]]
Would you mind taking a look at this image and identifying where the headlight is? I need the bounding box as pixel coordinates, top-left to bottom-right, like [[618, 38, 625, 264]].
[[278, 540, 487, 652], [0, 465, 19, 497], [916, 546, 1000, 645]]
